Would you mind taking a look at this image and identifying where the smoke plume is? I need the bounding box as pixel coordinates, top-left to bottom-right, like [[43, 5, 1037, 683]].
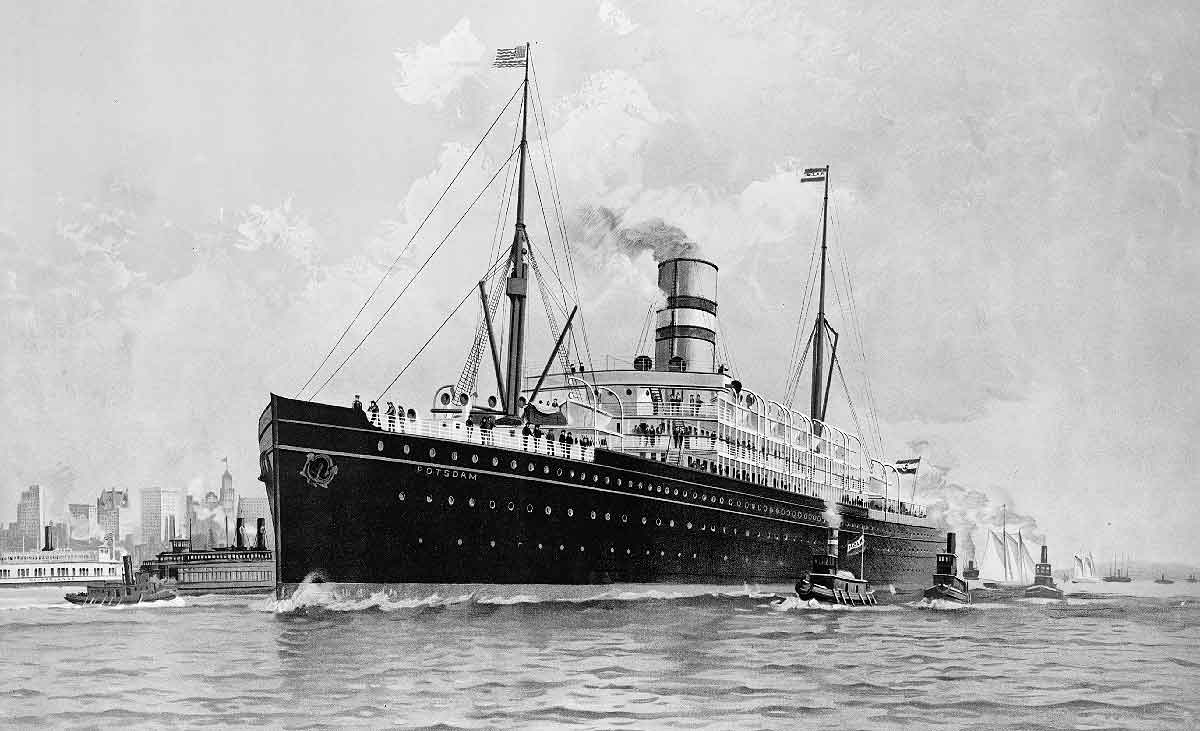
[[910, 446, 1043, 563], [572, 205, 697, 262]]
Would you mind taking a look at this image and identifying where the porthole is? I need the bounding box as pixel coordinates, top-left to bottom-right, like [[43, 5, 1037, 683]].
[[605, 477, 610, 485], [673, 489, 679, 496], [621, 514, 628, 523], [451, 451, 457, 461], [418, 537, 423, 544], [610, 547, 615, 553], [669, 520, 675, 528], [617, 478, 623, 486], [490, 540, 496, 548], [702, 495, 708, 502], [626, 548, 631, 555], [655, 518, 662, 526], [456, 538, 463, 546], [660, 551, 665, 557], [528, 463, 535, 472], [638, 482, 644, 489], [686, 522, 693, 530], [403, 444, 411, 455], [557, 468, 564, 477], [604, 512, 611, 521], [472, 454, 479, 463], [559, 544, 565, 551], [425, 495, 432, 503], [677, 552, 682, 558], [447, 496, 455, 506], [544, 465, 551, 474], [723, 555, 728, 561], [545, 506, 552, 515], [538, 543, 543, 550], [719, 498, 725, 505], [641, 517, 647, 524], [567, 508, 574, 517], [594, 475, 599, 483], [510, 460, 518, 470], [581, 473, 587, 481], [590, 511, 597, 520], [492, 457, 499, 467], [526, 504, 533, 513], [468, 498, 476, 507], [489, 500, 496, 509], [579, 546, 585, 552], [692, 553, 697, 559], [570, 471, 576, 478], [429, 448, 437, 458], [377, 440, 384, 452], [507, 502, 515, 511]]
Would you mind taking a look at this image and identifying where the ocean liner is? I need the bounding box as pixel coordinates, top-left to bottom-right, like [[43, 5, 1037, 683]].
[[259, 44, 942, 597]]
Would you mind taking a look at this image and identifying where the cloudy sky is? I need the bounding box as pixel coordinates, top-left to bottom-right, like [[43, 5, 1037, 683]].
[[3, 1, 1197, 565]]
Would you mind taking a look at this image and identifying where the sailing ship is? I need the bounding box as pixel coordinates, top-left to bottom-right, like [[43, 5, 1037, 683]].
[[1070, 551, 1100, 583], [1103, 554, 1133, 582], [975, 509, 1037, 588], [258, 43, 943, 597]]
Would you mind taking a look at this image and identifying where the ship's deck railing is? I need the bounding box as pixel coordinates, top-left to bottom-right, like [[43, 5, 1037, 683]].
[[145, 550, 272, 564], [369, 414, 926, 519]]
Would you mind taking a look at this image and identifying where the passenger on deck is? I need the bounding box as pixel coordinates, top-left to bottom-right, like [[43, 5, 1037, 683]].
[[533, 425, 544, 450], [386, 401, 396, 431], [466, 417, 475, 439], [368, 400, 380, 426], [353, 394, 363, 412], [547, 431, 557, 456], [522, 423, 532, 449]]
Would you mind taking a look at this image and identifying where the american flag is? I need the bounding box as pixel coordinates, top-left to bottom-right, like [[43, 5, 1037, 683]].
[[493, 45, 527, 68], [801, 166, 827, 183]]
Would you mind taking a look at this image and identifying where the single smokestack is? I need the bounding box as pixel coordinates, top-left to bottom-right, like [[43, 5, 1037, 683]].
[[946, 532, 956, 555], [43, 525, 53, 551], [235, 517, 246, 549], [1041, 545, 1049, 564], [654, 258, 719, 373], [827, 528, 839, 558], [255, 518, 266, 550]]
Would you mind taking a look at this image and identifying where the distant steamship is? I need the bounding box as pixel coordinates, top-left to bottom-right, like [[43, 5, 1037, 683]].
[[258, 43, 943, 596]]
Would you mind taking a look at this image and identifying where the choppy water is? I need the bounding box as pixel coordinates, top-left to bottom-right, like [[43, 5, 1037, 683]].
[[1, 581, 1197, 729]]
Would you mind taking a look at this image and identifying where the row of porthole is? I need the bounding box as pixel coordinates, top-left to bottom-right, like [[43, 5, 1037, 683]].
[[390, 440, 824, 523], [397, 492, 801, 542], [406, 538, 762, 562]]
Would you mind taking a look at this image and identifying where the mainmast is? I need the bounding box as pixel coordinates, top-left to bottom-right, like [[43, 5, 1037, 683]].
[[810, 165, 830, 426], [502, 43, 532, 417]]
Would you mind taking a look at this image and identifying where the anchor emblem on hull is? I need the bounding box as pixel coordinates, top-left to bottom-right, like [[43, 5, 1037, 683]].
[[300, 452, 338, 489]]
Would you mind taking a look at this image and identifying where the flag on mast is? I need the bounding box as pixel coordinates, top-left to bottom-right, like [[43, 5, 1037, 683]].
[[847, 532, 866, 556], [493, 45, 527, 68], [895, 457, 921, 475], [801, 166, 827, 183]]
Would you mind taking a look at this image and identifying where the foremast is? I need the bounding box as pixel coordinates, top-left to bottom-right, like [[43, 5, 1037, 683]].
[[802, 165, 837, 433], [502, 42, 532, 418]]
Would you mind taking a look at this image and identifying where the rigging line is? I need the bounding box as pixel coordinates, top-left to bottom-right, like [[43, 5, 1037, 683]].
[[311, 144, 521, 399], [633, 300, 655, 357], [375, 253, 509, 404], [834, 358, 871, 461], [783, 216, 824, 403], [528, 159, 570, 312], [827, 220, 878, 458], [833, 205, 885, 455], [530, 66, 594, 370], [295, 82, 523, 399]]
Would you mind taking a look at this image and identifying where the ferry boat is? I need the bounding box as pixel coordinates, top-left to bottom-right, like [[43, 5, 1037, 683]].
[[137, 519, 274, 595], [0, 526, 121, 587], [259, 43, 943, 598]]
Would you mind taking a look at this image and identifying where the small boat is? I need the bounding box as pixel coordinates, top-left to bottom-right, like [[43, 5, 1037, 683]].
[[1188, 574, 1198, 583], [1154, 574, 1174, 585], [795, 529, 877, 605], [1103, 554, 1133, 582], [1024, 545, 1064, 600], [923, 532, 970, 604], [65, 556, 177, 606]]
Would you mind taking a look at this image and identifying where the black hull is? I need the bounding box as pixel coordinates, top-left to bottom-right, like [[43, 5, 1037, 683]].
[[923, 583, 971, 604], [260, 395, 942, 595]]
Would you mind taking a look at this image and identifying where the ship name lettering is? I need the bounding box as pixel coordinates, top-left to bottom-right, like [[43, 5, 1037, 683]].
[[417, 465, 477, 481]]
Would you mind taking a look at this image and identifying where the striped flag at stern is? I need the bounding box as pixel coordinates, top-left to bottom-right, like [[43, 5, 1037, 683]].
[[493, 45, 528, 68]]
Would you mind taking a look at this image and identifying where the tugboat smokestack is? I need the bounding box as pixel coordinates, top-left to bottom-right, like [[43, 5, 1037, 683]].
[[1041, 545, 1049, 564], [946, 532, 956, 555], [43, 525, 53, 551]]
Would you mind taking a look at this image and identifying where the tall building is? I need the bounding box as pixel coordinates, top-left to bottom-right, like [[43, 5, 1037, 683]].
[[236, 497, 274, 550], [96, 488, 128, 546], [68, 503, 96, 549], [17, 485, 42, 551], [140, 487, 178, 552], [219, 458, 236, 517]]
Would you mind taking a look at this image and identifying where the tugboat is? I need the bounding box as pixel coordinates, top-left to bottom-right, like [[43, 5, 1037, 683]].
[[795, 528, 876, 605], [923, 532, 970, 604], [1154, 574, 1174, 585], [65, 556, 177, 606], [1023, 545, 1064, 600]]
